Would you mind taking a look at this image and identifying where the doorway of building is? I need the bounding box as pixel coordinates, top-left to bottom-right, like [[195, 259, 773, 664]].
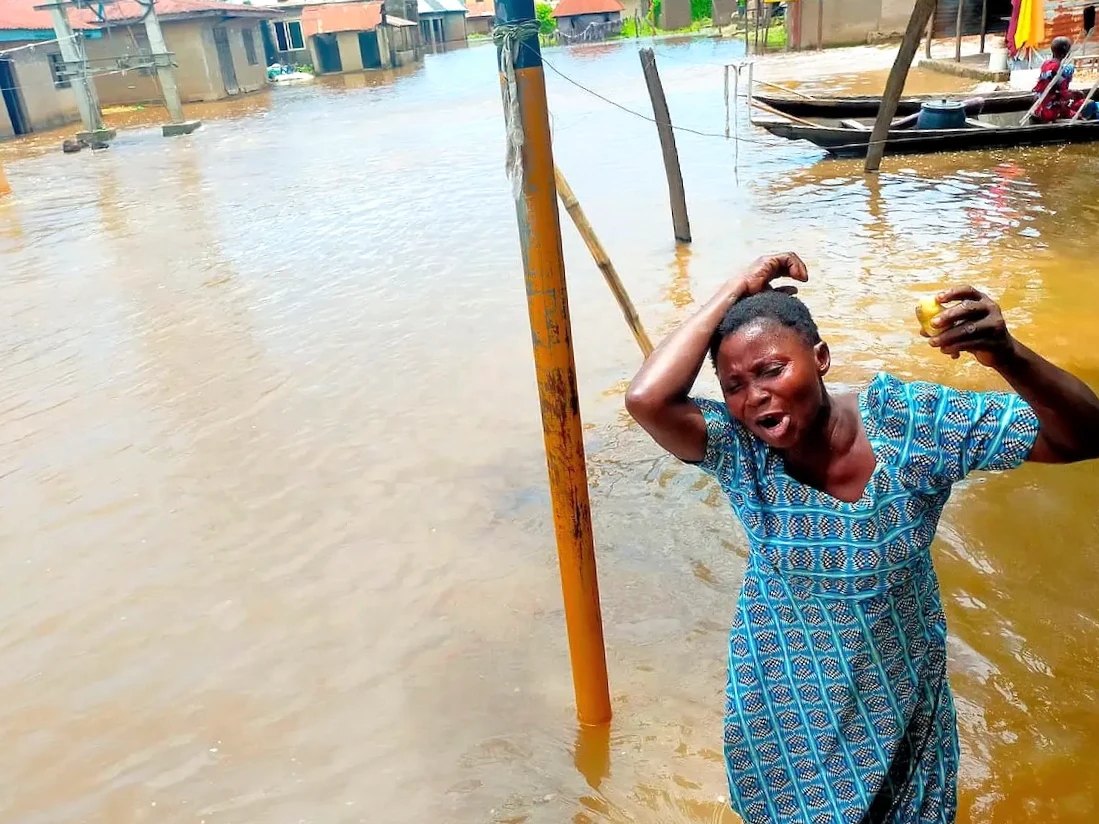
[[0, 59, 29, 135], [313, 33, 343, 73], [212, 26, 241, 95], [359, 31, 382, 68]]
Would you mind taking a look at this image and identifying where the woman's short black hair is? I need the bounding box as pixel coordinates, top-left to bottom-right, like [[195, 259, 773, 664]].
[[709, 291, 821, 368]]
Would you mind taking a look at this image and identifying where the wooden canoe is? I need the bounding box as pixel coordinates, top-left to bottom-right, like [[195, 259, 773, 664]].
[[752, 89, 1036, 119], [756, 107, 1099, 157]]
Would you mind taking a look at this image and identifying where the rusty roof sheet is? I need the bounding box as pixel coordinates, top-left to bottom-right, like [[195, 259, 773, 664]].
[[463, 0, 495, 19], [301, 0, 383, 34], [551, 0, 623, 16]]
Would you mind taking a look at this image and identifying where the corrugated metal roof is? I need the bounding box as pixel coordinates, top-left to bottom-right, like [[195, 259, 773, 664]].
[[551, 0, 623, 15], [301, 0, 382, 34], [418, 0, 467, 15], [0, 0, 82, 31], [2, 0, 274, 31], [93, 0, 277, 24]]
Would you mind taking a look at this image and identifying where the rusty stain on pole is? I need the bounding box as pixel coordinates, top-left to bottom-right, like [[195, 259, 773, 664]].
[[495, 0, 612, 725]]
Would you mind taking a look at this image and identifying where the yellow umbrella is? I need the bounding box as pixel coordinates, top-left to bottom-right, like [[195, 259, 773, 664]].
[[1015, 0, 1045, 52]]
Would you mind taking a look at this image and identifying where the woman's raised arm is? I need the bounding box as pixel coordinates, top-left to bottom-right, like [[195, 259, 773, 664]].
[[930, 285, 1099, 464]]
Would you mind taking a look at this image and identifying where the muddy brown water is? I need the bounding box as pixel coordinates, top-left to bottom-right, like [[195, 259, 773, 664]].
[[1, 38, 1097, 824]]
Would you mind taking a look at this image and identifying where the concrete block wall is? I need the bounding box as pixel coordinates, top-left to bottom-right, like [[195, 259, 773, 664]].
[[0, 47, 81, 137]]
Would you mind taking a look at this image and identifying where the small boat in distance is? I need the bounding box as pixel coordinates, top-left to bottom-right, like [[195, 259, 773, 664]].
[[753, 89, 1036, 119], [755, 103, 1099, 158]]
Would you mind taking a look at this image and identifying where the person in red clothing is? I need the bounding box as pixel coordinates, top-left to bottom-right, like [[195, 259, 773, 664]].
[[1033, 36, 1098, 122]]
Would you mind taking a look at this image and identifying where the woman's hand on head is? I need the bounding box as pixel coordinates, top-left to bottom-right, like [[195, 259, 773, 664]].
[[739, 253, 809, 297], [928, 285, 1018, 368], [714, 253, 809, 305]]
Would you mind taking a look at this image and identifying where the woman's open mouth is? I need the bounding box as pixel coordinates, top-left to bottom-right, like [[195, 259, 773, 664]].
[[755, 412, 792, 441]]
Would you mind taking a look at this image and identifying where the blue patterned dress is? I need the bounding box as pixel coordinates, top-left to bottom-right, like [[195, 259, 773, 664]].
[[691, 373, 1039, 824]]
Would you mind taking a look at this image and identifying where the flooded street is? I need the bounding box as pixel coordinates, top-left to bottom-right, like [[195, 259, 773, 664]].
[[2, 37, 1099, 824]]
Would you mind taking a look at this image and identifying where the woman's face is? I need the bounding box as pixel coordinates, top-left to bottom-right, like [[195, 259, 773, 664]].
[[715, 319, 830, 450]]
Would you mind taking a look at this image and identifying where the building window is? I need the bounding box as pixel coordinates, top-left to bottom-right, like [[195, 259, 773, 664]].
[[273, 20, 305, 51], [243, 27, 259, 65], [48, 52, 71, 88]]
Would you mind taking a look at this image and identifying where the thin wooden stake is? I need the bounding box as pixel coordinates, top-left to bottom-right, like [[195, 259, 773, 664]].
[[979, 0, 988, 52], [639, 48, 691, 243], [555, 167, 654, 358], [763, 2, 772, 53], [816, 0, 823, 49], [954, 0, 964, 61], [925, 0, 936, 59], [865, 0, 938, 172]]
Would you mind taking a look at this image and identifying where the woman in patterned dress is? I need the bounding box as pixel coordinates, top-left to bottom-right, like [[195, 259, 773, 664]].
[[625, 253, 1099, 824]]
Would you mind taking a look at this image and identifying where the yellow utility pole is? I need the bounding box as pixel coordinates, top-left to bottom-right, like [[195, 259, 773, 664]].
[[494, 0, 612, 725]]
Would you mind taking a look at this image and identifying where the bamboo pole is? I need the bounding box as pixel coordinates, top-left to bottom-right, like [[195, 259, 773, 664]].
[[554, 167, 654, 358], [639, 48, 691, 243], [754, 78, 816, 99], [751, 97, 819, 126], [864, 0, 938, 172], [494, 0, 611, 726]]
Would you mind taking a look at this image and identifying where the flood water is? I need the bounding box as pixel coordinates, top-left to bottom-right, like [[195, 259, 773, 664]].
[[2, 37, 1098, 824]]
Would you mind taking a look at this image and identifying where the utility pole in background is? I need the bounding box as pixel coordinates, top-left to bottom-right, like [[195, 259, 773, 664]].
[[37, 0, 109, 141], [37, 0, 200, 142], [142, 2, 201, 136]]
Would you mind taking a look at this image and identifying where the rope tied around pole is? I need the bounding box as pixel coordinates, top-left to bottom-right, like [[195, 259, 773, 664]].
[[493, 20, 541, 200]]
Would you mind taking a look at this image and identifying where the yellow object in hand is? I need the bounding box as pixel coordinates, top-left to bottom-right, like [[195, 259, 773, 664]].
[[915, 297, 944, 337]]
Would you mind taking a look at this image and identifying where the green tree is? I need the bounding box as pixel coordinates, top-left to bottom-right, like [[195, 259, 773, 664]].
[[535, 1, 556, 35]]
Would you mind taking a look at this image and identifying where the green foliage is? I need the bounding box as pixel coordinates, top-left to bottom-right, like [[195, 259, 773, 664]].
[[535, 1, 556, 35], [764, 23, 786, 48], [646, 0, 711, 30], [618, 15, 656, 37]]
